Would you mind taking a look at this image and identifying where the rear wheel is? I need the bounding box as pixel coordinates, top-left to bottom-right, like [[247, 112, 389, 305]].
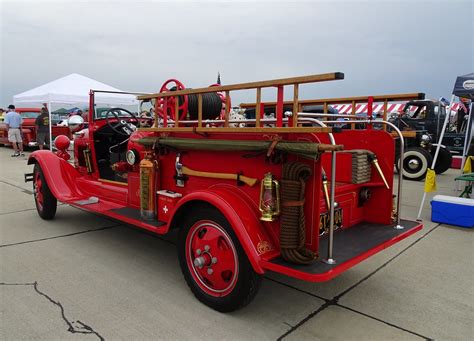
[[397, 147, 433, 181], [431, 146, 452, 174], [33, 164, 57, 219], [178, 206, 262, 312]]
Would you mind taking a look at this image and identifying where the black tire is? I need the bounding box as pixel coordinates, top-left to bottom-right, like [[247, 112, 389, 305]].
[[431, 146, 452, 174], [178, 205, 262, 312], [33, 163, 57, 219], [397, 147, 433, 181]]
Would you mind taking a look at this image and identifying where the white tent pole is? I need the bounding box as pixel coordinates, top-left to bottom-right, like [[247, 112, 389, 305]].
[[417, 94, 456, 220], [457, 102, 474, 190], [49, 101, 53, 151], [460, 102, 473, 171]]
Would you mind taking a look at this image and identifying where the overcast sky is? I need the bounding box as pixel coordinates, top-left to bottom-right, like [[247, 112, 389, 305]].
[[1, 0, 473, 108]]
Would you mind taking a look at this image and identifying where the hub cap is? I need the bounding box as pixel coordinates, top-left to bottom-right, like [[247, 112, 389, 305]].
[[34, 172, 44, 211], [407, 159, 420, 170], [185, 221, 238, 297]]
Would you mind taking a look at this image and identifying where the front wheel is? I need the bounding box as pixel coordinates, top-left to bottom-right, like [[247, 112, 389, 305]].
[[33, 164, 57, 219], [397, 147, 433, 181], [178, 206, 262, 312]]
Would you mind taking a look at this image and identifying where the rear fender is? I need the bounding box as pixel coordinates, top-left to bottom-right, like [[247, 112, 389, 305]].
[[170, 187, 276, 274], [28, 150, 84, 202]]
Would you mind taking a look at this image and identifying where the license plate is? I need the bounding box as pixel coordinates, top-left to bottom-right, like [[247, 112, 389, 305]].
[[319, 208, 343, 236]]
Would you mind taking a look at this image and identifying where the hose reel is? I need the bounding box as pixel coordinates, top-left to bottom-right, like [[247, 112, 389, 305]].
[[155, 79, 227, 121]]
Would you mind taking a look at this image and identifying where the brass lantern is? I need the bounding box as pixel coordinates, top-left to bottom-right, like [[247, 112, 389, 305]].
[[259, 173, 281, 221]]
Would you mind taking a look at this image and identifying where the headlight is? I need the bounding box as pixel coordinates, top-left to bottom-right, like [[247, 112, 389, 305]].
[[421, 134, 431, 143], [126, 149, 139, 165]]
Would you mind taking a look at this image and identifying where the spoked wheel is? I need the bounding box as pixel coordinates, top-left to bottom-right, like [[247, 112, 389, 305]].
[[397, 147, 433, 181], [159, 79, 188, 120], [178, 206, 261, 312], [33, 164, 57, 219]]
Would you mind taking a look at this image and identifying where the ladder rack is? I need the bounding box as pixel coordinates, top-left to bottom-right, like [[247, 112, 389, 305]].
[[240, 92, 425, 130], [137, 72, 344, 134]]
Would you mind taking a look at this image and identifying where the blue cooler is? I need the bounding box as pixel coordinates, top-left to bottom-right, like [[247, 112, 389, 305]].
[[431, 195, 474, 228]]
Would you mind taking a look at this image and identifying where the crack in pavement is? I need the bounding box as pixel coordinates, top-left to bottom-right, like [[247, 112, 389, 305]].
[[0, 178, 34, 195], [0, 224, 121, 248], [275, 224, 440, 340], [0, 281, 104, 340], [0, 203, 67, 216]]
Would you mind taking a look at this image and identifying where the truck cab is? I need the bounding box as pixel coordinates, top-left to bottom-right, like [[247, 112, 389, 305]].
[[400, 99, 472, 155]]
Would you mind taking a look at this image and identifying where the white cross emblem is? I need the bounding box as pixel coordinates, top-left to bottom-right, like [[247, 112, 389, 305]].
[[163, 205, 169, 214]]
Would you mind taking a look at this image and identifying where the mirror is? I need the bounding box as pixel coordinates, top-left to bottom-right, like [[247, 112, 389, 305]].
[[68, 115, 84, 133]]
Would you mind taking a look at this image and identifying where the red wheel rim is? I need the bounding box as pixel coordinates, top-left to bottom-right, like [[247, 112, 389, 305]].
[[159, 79, 188, 120], [34, 172, 44, 211], [185, 220, 239, 297]]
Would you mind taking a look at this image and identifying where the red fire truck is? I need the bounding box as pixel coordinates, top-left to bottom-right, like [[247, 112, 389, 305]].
[[25, 73, 422, 312]]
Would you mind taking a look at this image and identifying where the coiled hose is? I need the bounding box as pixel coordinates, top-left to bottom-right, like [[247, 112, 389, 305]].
[[188, 92, 223, 120], [280, 162, 318, 264]]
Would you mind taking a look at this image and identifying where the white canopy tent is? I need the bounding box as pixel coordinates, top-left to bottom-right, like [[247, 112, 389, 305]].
[[13, 73, 139, 150], [13, 73, 138, 106]]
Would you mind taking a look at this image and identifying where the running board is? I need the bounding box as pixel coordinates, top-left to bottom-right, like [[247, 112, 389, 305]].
[[261, 219, 422, 282], [108, 207, 166, 228]]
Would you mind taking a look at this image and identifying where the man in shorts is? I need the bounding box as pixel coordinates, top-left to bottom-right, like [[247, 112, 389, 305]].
[[35, 107, 50, 149], [4, 105, 24, 157]]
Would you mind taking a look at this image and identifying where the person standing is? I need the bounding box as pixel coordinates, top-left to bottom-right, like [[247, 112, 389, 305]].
[[35, 107, 50, 149], [4, 105, 24, 157]]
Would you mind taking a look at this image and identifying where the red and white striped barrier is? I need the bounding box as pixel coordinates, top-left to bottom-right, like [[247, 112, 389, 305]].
[[332, 103, 460, 114]]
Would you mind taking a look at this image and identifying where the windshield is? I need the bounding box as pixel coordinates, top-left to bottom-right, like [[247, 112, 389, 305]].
[[20, 111, 40, 118]]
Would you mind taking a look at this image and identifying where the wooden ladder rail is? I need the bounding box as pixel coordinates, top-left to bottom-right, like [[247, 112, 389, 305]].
[[240, 92, 425, 131], [137, 72, 344, 134]]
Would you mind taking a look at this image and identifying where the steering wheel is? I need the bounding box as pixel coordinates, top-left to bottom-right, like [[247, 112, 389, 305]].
[[158, 79, 188, 120], [105, 108, 138, 136]]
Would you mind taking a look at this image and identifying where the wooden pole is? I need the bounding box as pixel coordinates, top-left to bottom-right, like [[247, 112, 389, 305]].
[[225, 90, 230, 128], [175, 97, 180, 127], [382, 99, 388, 131], [256, 88, 262, 128], [351, 100, 356, 129], [293, 84, 299, 127], [198, 94, 202, 128]]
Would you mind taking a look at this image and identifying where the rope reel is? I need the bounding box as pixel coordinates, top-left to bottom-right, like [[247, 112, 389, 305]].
[[280, 162, 318, 264]]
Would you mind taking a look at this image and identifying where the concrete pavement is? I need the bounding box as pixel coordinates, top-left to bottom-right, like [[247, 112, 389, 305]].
[[0, 147, 472, 340]]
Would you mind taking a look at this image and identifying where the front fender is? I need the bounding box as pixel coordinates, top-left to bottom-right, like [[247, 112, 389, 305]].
[[170, 187, 278, 274], [28, 150, 84, 202]]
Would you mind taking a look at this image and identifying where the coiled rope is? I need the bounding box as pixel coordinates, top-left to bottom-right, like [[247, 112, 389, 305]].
[[280, 162, 318, 264]]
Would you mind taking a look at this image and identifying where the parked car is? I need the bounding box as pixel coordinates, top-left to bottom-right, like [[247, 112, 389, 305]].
[[0, 108, 71, 148], [387, 100, 469, 180], [0, 108, 41, 147]]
